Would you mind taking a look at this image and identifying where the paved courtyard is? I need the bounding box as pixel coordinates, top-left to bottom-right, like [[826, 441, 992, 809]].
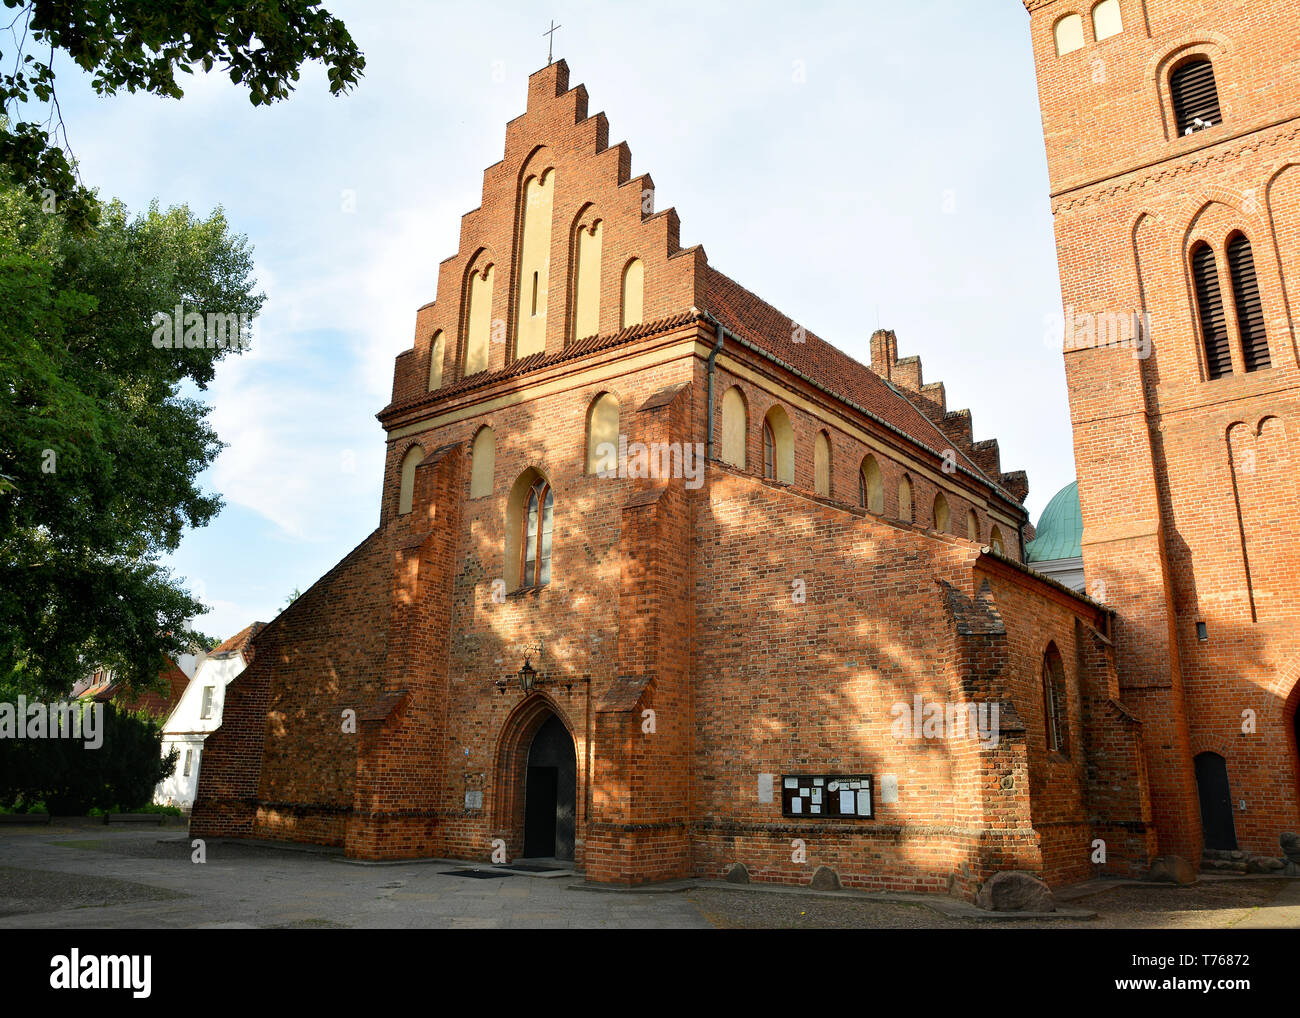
[[1, 821, 1297, 929]]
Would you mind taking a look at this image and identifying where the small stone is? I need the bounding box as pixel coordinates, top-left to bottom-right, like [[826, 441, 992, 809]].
[[1246, 856, 1284, 873], [1148, 855, 1196, 884], [1281, 832, 1300, 864], [809, 865, 841, 891], [724, 862, 749, 884], [976, 871, 1056, 912]]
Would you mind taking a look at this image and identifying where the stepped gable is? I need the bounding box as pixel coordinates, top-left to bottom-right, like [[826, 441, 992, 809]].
[[706, 268, 1025, 504], [384, 58, 705, 415], [869, 327, 1029, 503]]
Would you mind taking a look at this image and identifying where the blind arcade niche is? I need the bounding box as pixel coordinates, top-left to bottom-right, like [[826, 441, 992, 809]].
[[782, 775, 874, 819]]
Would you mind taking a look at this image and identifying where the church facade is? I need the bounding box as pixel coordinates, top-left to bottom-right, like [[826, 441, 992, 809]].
[[192, 0, 1300, 896]]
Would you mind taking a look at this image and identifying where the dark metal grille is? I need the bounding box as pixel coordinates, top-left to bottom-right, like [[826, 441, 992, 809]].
[[1192, 243, 1232, 379], [1227, 234, 1270, 372], [1171, 59, 1222, 134]]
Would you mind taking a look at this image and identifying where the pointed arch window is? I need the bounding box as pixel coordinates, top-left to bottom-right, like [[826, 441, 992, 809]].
[[898, 474, 913, 524], [1191, 242, 1232, 379], [860, 455, 884, 513], [933, 492, 950, 533], [1043, 644, 1070, 757], [763, 420, 776, 479], [398, 445, 426, 516], [814, 431, 831, 497], [521, 477, 554, 588], [1226, 233, 1270, 372], [721, 386, 747, 468]]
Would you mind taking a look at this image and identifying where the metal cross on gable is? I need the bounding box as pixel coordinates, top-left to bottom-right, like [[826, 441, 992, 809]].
[[543, 19, 562, 65]]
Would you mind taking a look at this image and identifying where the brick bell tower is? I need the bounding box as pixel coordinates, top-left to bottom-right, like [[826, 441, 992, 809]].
[[1024, 0, 1300, 865]]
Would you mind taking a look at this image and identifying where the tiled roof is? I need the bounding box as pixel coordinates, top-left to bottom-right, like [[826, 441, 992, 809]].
[[210, 621, 268, 661], [704, 267, 998, 490], [378, 312, 700, 422]]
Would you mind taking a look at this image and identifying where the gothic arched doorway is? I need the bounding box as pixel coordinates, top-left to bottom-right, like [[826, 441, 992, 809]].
[[1194, 751, 1238, 851], [523, 714, 576, 860]]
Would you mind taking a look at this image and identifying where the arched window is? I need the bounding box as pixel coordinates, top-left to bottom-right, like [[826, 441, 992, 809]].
[[1226, 233, 1270, 372], [966, 509, 980, 542], [572, 217, 602, 342], [933, 492, 950, 533], [898, 474, 913, 524], [428, 330, 445, 391], [1054, 13, 1085, 56], [1191, 242, 1232, 379], [720, 386, 747, 468], [398, 445, 425, 516], [990, 525, 1004, 554], [470, 427, 495, 498], [1042, 643, 1070, 757], [1091, 0, 1122, 41], [814, 431, 831, 497], [762, 405, 794, 483], [860, 455, 884, 513], [463, 264, 494, 376], [1171, 58, 1222, 135], [621, 258, 644, 330], [521, 477, 554, 588], [586, 392, 620, 475]]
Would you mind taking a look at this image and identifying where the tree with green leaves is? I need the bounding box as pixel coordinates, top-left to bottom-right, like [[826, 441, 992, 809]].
[[1, 0, 365, 230], [0, 181, 263, 698]]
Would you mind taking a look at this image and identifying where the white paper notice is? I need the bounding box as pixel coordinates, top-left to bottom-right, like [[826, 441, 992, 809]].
[[839, 789, 855, 814], [811, 787, 822, 803], [784, 777, 798, 789], [791, 797, 803, 814], [858, 789, 871, 815]]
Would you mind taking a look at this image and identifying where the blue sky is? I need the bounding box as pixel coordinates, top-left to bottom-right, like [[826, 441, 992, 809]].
[[49, 0, 1072, 642]]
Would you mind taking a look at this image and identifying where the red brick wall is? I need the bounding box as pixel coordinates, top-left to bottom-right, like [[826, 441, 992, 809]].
[[1025, 0, 1300, 859]]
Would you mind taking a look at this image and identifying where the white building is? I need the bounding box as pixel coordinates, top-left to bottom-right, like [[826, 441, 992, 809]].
[[155, 623, 265, 810]]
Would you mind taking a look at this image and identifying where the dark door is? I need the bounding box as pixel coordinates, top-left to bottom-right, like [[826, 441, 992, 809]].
[[522, 715, 576, 860], [1195, 752, 1238, 851]]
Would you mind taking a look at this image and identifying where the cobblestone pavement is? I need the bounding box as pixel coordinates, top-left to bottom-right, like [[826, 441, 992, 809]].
[[1, 822, 1295, 929]]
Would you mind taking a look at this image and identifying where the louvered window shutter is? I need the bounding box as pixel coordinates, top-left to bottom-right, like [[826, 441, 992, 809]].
[[1171, 59, 1222, 134], [1192, 244, 1232, 379], [1227, 235, 1270, 372]]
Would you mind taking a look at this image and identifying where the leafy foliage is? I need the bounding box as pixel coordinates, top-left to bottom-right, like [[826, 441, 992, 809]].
[[1, 0, 364, 230], [0, 686, 179, 814], [0, 181, 264, 697]]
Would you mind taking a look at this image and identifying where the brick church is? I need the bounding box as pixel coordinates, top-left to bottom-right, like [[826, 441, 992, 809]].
[[191, 0, 1300, 898]]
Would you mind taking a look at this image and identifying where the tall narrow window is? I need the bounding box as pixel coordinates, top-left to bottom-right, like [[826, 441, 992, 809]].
[[814, 431, 831, 497], [1043, 644, 1070, 757], [721, 387, 747, 468], [621, 258, 644, 329], [762, 406, 794, 483], [1054, 14, 1085, 56], [200, 686, 215, 720], [183, 749, 193, 777], [898, 475, 913, 523], [860, 455, 884, 513], [1171, 58, 1222, 135], [1091, 0, 1122, 41], [521, 477, 554, 588], [990, 525, 1004, 554], [1227, 233, 1270, 372], [531, 272, 539, 316], [398, 444, 426, 515], [933, 492, 950, 533], [427, 330, 446, 391], [1192, 242, 1232, 379], [966, 509, 980, 542]]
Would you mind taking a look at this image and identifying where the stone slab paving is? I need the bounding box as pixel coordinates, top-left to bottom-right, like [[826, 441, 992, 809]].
[[1, 822, 1296, 929]]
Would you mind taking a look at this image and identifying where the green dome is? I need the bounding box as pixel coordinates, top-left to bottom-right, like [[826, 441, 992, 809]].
[[1025, 481, 1082, 562]]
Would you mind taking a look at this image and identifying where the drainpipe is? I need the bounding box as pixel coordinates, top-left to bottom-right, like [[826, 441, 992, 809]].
[[703, 311, 727, 461]]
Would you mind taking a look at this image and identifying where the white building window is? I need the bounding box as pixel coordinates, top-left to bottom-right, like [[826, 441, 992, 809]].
[[200, 686, 215, 719]]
